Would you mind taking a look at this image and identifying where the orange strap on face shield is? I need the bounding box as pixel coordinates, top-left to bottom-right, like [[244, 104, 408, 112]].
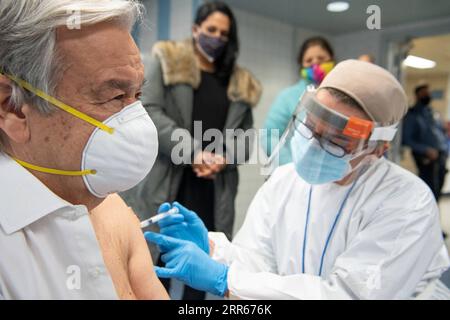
[[343, 117, 374, 140]]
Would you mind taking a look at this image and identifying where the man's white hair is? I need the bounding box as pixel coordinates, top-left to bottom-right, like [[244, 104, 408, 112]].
[[0, 0, 143, 150]]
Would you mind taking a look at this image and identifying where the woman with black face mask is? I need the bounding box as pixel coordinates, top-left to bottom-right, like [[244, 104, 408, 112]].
[[121, 1, 261, 300]]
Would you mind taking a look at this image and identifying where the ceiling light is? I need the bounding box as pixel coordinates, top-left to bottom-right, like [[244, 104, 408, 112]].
[[327, 2, 350, 13], [403, 55, 436, 69]]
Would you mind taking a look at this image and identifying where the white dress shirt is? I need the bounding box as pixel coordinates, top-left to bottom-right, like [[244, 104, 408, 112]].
[[210, 159, 450, 299], [0, 153, 117, 299]]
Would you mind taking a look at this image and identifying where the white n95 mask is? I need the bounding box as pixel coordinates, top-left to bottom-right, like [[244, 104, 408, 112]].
[[81, 101, 158, 198], [2, 71, 158, 198]]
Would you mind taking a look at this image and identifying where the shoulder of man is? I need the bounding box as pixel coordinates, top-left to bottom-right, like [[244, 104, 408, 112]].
[[90, 194, 140, 236]]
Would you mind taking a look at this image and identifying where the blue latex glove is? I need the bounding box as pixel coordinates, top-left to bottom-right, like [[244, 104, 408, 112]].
[[157, 202, 210, 254], [145, 232, 228, 297]]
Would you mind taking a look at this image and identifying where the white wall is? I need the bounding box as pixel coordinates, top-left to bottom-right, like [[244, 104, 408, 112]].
[[136, 0, 197, 56], [136, 0, 159, 55], [170, 0, 195, 41], [333, 30, 383, 63]]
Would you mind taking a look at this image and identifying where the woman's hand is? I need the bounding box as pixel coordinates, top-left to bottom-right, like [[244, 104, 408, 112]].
[[193, 151, 227, 179]]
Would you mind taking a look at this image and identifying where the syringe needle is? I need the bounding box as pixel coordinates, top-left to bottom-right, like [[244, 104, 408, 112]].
[[140, 207, 179, 229]]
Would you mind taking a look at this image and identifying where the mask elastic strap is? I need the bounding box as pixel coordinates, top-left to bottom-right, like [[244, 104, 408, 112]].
[[0, 71, 114, 135], [13, 158, 96, 176]]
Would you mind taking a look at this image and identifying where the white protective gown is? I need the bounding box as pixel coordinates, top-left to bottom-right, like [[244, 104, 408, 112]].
[[209, 158, 450, 299]]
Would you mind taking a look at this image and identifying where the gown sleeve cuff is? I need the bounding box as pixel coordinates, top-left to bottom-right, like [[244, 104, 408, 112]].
[[208, 232, 233, 265]]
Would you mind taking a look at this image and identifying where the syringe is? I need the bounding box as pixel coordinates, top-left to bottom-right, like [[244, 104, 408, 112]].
[[140, 207, 179, 229]]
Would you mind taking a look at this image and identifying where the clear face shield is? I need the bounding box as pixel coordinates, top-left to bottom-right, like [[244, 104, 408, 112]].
[[266, 86, 398, 184]]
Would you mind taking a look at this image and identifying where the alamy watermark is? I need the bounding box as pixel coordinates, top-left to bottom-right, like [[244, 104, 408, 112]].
[[171, 122, 282, 176], [366, 5, 381, 30], [66, 9, 81, 30], [66, 265, 81, 290]]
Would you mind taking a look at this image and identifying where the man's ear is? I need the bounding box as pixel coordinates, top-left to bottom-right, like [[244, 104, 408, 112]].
[[0, 76, 31, 145]]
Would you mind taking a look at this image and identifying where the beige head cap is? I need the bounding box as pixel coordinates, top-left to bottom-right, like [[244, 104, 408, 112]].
[[319, 59, 408, 125]]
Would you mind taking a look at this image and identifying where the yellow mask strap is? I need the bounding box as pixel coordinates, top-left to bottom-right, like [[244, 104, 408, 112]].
[[0, 70, 114, 135], [13, 158, 96, 176]]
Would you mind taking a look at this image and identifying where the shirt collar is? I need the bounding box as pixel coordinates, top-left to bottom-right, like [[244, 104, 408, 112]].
[[0, 153, 73, 235]]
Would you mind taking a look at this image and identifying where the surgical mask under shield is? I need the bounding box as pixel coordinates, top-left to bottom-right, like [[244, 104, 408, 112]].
[[267, 87, 398, 184]]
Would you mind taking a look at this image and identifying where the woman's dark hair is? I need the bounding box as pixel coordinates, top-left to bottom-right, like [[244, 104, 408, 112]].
[[297, 36, 334, 66], [194, 1, 239, 80]]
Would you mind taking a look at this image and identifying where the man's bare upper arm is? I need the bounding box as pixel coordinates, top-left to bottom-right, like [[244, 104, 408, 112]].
[[119, 197, 169, 300], [95, 194, 169, 300]]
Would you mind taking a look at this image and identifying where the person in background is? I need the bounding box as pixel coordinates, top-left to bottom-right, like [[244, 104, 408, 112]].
[[121, 1, 261, 300], [263, 36, 335, 166], [359, 54, 376, 64], [447, 121, 450, 153], [403, 84, 449, 201]]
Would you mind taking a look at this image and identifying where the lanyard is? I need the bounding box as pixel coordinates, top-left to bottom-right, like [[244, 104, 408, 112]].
[[301, 178, 359, 277]]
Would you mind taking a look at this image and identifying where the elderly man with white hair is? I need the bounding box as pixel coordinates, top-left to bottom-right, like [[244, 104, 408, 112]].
[[0, 0, 168, 299]]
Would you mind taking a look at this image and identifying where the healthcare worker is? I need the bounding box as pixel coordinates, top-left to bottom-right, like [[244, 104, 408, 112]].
[[145, 60, 450, 300]]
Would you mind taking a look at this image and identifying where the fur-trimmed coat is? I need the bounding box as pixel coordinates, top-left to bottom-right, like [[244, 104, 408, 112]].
[[121, 39, 262, 240]]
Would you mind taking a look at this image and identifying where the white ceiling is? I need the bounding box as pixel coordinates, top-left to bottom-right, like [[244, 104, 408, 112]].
[[223, 0, 450, 35]]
